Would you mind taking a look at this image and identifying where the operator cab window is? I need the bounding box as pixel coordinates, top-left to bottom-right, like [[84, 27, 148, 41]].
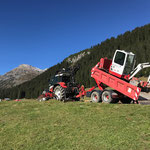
[[114, 51, 125, 66], [124, 54, 135, 74]]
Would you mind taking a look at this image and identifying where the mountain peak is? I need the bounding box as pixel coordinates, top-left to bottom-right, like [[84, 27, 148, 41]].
[[0, 64, 45, 89], [19, 64, 31, 68], [18, 64, 43, 72]]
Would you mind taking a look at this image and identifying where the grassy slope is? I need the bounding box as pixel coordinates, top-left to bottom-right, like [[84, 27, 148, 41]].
[[0, 100, 150, 150]]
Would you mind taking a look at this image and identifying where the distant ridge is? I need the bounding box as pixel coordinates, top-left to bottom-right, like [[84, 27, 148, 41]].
[[0, 64, 45, 89]]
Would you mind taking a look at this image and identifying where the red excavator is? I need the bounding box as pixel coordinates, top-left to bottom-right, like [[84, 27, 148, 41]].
[[78, 50, 150, 104]]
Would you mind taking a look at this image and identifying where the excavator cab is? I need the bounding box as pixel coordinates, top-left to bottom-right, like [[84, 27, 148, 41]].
[[110, 50, 135, 78]]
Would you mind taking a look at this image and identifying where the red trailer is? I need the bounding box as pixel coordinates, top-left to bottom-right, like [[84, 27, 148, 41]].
[[77, 50, 150, 104], [90, 61, 141, 103]]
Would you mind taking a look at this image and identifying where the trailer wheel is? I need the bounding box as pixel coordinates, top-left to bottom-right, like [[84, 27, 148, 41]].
[[101, 90, 118, 103], [54, 85, 65, 101], [91, 91, 101, 103], [120, 97, 132, 104]]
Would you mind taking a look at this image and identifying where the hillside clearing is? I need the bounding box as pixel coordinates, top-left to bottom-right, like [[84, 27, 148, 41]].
[[0, 100, 150, 150]]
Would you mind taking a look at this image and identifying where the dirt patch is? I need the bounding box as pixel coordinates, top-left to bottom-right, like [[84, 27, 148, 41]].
[[139, 92, 150, 100], [139, 92, 150, 105]]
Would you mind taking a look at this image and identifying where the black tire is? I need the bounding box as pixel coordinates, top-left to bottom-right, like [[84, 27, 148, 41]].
[[91, 91, 101, 103], [120, 97, 132, 104], [101, 90, 119, 103], [54, 85, 65, 101]]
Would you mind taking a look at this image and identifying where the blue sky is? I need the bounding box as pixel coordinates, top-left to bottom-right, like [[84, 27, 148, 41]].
[[0, 0, 150, 75]]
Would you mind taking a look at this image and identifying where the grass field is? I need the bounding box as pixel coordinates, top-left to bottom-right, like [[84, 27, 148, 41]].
[[0, 100, 150, 150]]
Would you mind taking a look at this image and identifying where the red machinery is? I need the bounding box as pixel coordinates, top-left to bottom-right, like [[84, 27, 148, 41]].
[[78, 50, 150, 104], [38, 50, 150, 104], [38, 66, 80, 102], [37, 89, 54, 101]]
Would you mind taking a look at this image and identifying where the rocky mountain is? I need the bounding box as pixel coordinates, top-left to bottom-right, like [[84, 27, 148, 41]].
[[0, 64, 45, 89], [66, 51, 91, 64]]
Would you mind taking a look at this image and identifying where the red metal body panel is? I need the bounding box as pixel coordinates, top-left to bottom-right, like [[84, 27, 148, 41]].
[[88, 86, 97, 92], [109, 69, 122, 78], [58, 82, 67, 88], [140, 81, 148, 87], [49, 88, 53, 93], [91, 66, 141, 100], [76, 86, 97, 98], [99, 57, 112, 71], [45, 92, 53, 98]]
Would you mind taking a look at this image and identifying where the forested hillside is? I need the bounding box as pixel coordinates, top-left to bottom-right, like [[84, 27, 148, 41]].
[[0, 24, 150, 99]]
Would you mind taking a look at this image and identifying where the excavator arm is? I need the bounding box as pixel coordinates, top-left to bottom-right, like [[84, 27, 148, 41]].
[[129, 62, 150, 80]]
